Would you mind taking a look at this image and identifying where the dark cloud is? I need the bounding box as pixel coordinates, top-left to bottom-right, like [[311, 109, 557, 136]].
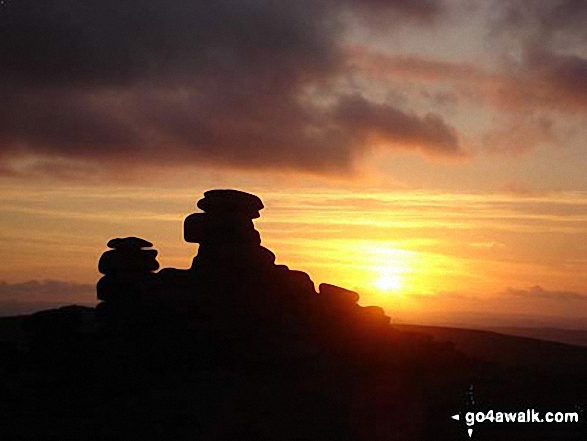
[[353, 45, 587, 112], [335, 95, 462, 157], [0, 0, 461, 179], [352, 45, 587, 139], [523, 49, 587, 110], [342, 1, 587, 122], [486, 0, 587, 112], [0, 0, 338, 88], [340, 0, 442, 26], [491, 0, 587, 43]]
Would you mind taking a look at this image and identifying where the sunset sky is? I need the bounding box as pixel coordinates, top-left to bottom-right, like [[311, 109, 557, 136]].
[[1, 0, 587, 328]]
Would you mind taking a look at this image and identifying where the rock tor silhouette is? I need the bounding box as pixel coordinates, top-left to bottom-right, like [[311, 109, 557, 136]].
[[6, 190, 585, 441], [85, 189, 469, 440]]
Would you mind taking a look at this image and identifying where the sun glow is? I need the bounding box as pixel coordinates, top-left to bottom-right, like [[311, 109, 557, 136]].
[[365, 246, 416, 295], [374, 271, 403, 292]]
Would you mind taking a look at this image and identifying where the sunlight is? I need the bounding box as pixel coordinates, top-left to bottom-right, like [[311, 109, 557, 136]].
[[365, 246, 415, 295], [374, 271, 403, 293]]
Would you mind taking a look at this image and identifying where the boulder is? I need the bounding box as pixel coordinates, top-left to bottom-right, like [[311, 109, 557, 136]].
[[254, 246, 276, 266], [286, 270, 316, 294], [197, 189, 263, 219], [98, 249, 159, 274], [318, 283, 360, 305], [184, 213, 259, 245], [107, 237, 153, 250], [183, 213, 208, 243], [361, 306, 391, 325]]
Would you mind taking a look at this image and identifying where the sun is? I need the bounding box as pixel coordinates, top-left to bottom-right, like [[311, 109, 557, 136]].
[[374, 271, 404, 293]]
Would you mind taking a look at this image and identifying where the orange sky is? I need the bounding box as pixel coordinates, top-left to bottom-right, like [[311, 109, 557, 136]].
[[1, 0, 587, 327], [1, 177, 586, 328]]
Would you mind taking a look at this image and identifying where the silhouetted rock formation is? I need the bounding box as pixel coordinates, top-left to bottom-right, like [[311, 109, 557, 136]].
[[84, 190, 473, 440], [167, 189, 392, 355], [186, 189, 272, 274], [96, 237, 160, 326], [5, 189, 585, 441]]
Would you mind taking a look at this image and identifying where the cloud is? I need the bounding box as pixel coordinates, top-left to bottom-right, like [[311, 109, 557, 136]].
[[522, 49, 587, 110], [484, 0, 587, 112], [406, 285, 587, 328], [490, 0, 587, 45], [348, 48, 496, 83], [349, 43, 587, 156], [0, 280, 95, 299], [504, 285, 587, 303], [351, 46, 587, 114], [340, 0, 443, 26], [412, 285, 587, 315], [334, 95, 462, 158], [0, 280, 96, 316], [481, 115, 557, 155], [0, 0, 460, 180]]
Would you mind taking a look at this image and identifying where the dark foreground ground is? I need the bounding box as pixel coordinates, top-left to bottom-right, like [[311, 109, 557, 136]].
[[0, 308, 585, 441]]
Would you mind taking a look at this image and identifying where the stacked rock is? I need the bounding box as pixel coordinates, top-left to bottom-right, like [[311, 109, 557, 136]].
[[92, 190, 395, 370], [182, 191, 386, 324], [96, 237, 160, 323], [184, 189, 276, 277], [318, 283, 360, 307], [318, 283, 390, 327]]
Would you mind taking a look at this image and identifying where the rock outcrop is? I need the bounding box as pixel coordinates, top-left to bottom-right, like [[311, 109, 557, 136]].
[[8, 189, 582, 441], [96, 237, 160, 326], [93, 190, 393, 345], [86, 191, 430, 440], [185, 189, 273, 275]]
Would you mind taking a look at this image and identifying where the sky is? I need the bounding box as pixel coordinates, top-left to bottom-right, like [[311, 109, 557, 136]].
[[1, 0, 587, 328]]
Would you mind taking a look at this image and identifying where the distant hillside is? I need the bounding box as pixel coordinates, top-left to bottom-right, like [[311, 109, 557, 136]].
[[394, 324, 587, 375], [487, 326, 587, 348]]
